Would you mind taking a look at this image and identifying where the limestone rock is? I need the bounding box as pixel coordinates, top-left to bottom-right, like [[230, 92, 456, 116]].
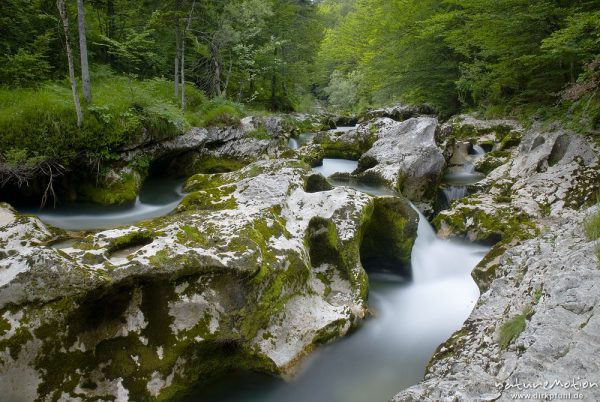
[[392, 207, 600, 402], [356, 117, 446, 201]]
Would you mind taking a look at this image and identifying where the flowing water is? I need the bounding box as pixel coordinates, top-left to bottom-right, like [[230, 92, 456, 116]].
[[26, 177, 184, 231], [288, 133, 317, 149], [443, 144, 487, 204], [188, 159, 488, 402], [18, 151, 488, 402], [313, 158, 359, 177]]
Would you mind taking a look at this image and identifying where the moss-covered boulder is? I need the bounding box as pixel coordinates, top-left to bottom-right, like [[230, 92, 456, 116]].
[[78, 166, 144, 205], [474, 150, 512, 175], [312, 125, 377, 160], [0, 159, 418, 401]]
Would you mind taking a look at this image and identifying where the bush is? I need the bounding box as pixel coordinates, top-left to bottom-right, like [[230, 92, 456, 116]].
[[198, 98, 245, 127]]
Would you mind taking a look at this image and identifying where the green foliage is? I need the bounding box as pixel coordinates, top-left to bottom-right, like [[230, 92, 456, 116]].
[[584, 206, 600, 241], [198, 98, 245, 127], [315, 0, 600, 117], [325, 70, 364, 111], [584, 197, 600, 266], [0, 72, 203, 170], [498, 306, 532, 349]]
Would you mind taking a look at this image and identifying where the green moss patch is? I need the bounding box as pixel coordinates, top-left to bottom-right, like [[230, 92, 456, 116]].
[[360, 197, 418, 277], [78, 170, 142, 206], [108, 230, 154, 253], [192, 155, 246, 175]]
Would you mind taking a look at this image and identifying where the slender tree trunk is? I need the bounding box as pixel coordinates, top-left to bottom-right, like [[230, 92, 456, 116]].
[[281, 45, 288, 98], [222, 57, 233, 97], [77, 0, 92, 103], [181, 0, 196, 110], [271, 47, 278, 110], [181, 35, 186, 109], [174, 28, 180, 99], [57, 0, 83, 127], [211, 42, 222, 97], [106, 0, 115, 38]]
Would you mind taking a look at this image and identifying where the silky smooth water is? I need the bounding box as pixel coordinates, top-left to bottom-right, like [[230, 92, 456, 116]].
[[187, 160, 488, 402], [288, 133, 317, 149], [313, 158, 359, 177], [28, 177, 184, 231], [443, 144, 487, 203]]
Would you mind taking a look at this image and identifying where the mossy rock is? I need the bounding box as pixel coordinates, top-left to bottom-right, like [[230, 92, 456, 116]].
[[192, 154, 246, 174], [474, 150, 511, 175], [78, 168, 143, 206], [360, 197, 419, 277], [433, 201, 539, 245]]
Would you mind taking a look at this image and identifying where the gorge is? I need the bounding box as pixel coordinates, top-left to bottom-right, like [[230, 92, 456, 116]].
[[1, 110, 598, 402]]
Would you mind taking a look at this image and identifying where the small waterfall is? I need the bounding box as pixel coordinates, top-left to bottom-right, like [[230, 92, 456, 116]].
[[313, 158, 359, 177], [443, 185, 467, 204], [472, 144, 485, 155], [288, 138, 300, 150], [410, 205, 488, 283]]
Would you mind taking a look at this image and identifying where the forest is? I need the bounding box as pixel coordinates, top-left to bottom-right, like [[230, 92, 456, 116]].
[[1, 0, 599, 184]]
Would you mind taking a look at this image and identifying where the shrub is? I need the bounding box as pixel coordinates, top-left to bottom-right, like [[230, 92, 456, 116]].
[[198, 98, 245, 127]]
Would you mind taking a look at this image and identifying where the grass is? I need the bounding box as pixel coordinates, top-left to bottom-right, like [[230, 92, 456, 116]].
[[498, 305, 532, 349], [0, 70, 207, 169], [196, 97, 245, 127]]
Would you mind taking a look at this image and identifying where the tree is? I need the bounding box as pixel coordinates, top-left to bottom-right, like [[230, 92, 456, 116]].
[[181, 0, 196, 110], [77, 0, 92, 103], [56, 0, 83, 127]]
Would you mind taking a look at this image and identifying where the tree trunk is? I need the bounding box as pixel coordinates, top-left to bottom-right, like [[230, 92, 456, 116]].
[[106, 0, 115, 38], [174, 28, 180, 98], [181, 0, 196, 110], [77, 0, 92, 103], [271, 46, 278, 110], [57, 0, 83, 127], [211, 42, 222, 97], [222, 56, 233, 97]]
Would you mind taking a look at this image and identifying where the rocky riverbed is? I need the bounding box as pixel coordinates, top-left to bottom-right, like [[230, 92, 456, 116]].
[[393, 116, 600, 402], [0, 107, 598, 401]]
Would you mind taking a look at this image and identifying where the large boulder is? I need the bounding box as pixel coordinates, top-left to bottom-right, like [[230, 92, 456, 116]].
[[0, 159, 418, 401], [358, 104, 436, 123], [311, 124, 378, 161], [355, 117, 446, 201]]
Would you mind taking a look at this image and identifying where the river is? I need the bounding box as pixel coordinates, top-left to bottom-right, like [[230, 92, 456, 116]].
[[186, 158, 488, 402]]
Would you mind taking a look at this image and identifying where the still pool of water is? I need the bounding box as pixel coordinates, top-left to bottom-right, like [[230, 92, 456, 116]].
[[25, 177, 184, 231]]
